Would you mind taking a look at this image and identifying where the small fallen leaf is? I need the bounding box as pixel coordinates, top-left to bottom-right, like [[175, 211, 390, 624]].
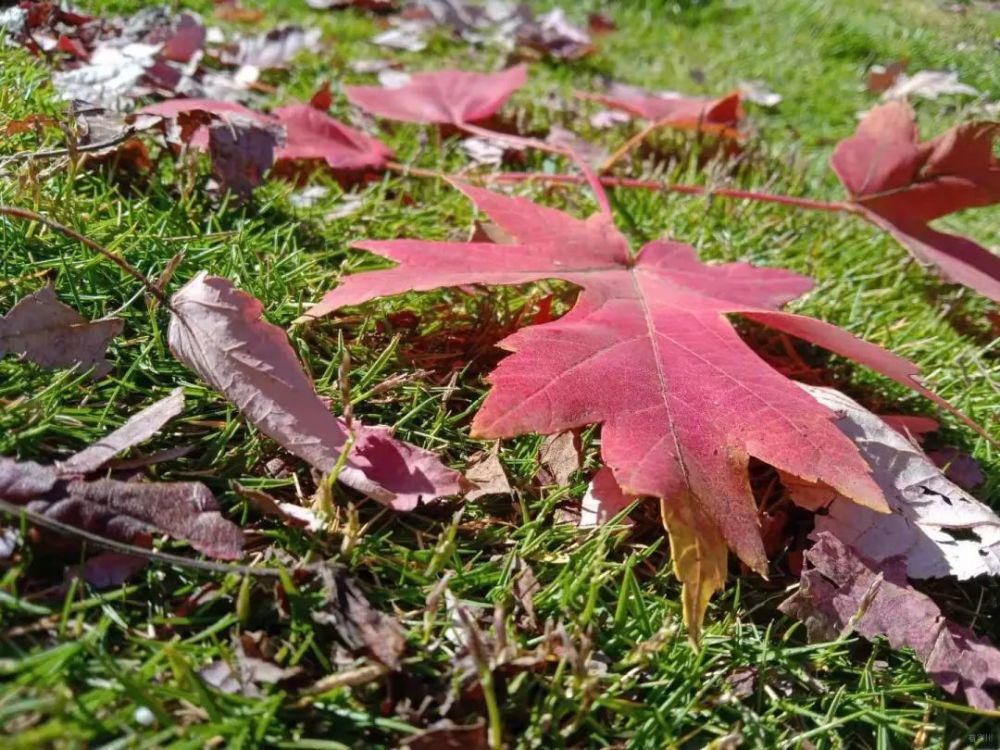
[[465, 443, 512, 501], [221, 25, 322, 69], [271, 103, 393, 176], [59, 388, 185, 475], [517, 8, 593, 60], [0, 457, 244, 560], [536, 430, 581, 487], [371, 19, 429, 52], [578, 85, 744, 139], [881, 69, 978, 101], [866, 60, 907, 94], [312, 567, 406, 669], [207, 114, 281, 199], [236, 483, 323, 532], [0, 285, 123, 379], [738, 79, 782, 108]]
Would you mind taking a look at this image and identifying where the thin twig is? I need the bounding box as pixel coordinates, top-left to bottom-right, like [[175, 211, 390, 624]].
[[484, 172, 853, 213], [0, 496, 336, 579], [0, 128, 138, 167], [0, 205, 173, 308]]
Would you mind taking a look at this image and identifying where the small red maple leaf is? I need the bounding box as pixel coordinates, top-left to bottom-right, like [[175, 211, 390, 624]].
[[344, 65, 528, 125], [832, 101, 1000, 301], [272, 103, 394, 173], [304, 182, 954, 578], [578, 87, 744, 139]]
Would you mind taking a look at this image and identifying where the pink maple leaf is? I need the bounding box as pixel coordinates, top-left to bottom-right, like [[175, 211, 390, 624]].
[[344, 65, 528, 125]]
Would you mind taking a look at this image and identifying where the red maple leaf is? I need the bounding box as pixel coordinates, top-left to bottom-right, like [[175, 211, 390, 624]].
[[272, 103, 394, 174], [344, 65, 528, 125], [140, 98, 392, 176], [832, 102, 1000, 301], [578, 87, 744, 139], [302, 182, 956, 630]]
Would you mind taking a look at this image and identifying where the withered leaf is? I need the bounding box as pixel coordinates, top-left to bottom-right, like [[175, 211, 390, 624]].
[[0, 285, 122, 379], [28, 478, 244, 560], [59, 388, 185, 476], [313, 567, 406, 669], [207, 114, 281, 199], [536, 430, 581, 487], [465, 443, 512, 501], [787, 386, 1000, 581], [781, 532, 1000, 710]]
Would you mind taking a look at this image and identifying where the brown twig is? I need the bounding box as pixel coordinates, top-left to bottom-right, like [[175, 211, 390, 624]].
[[0, 205, 172, 308], [0, 128, 138, 167], [484, 172, 853, 213]]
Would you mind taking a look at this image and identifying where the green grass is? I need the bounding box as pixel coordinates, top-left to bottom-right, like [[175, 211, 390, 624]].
[[1, 0, 999, 747]]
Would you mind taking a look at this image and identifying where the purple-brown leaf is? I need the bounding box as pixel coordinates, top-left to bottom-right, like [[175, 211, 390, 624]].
[[0, 285, 122, 379], [781, 532, 1000, 709]]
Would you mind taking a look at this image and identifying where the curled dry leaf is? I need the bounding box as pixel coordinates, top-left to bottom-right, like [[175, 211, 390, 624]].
[[786, 385, 1000, 581], [831, 101, 1000, 301], [536, 430, 582, 487], [465, 443, 512, 501], [207, 114, 282, 199], [168, 273, 463, 510], [781, 532, 1000, 710], [344, 65, 528, 125], [59, 388, 185, 475], [302, 180, 965, 640], [0, 285, 123, 379], [29, 478, 244, 560]]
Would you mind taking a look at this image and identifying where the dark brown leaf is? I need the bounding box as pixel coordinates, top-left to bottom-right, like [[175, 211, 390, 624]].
[[313, 567, 406, 670]]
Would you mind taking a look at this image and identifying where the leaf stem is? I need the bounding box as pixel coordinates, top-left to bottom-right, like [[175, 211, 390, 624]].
[[485, 172, 853, 213], [385, 162, 851, 214]]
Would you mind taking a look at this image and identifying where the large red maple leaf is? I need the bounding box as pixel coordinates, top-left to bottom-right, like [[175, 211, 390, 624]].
[[302, 182, 954, 634], [831, 102, 1000, 302]]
